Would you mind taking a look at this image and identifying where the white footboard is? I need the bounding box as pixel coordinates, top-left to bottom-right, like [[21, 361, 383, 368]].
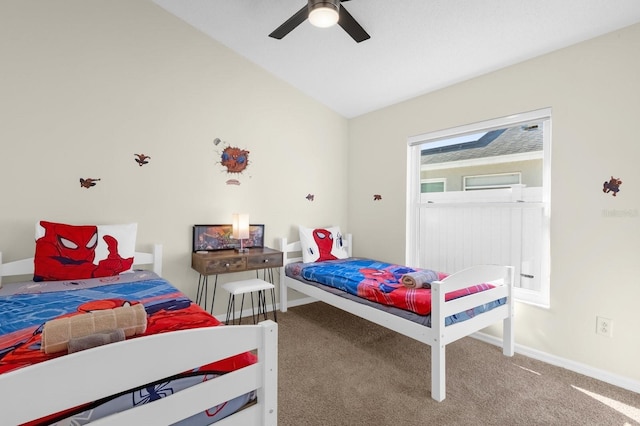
[[430, 264, 514, 401], [2, 321, 278, 425]]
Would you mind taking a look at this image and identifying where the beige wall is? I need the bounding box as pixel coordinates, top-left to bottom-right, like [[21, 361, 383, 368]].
[[0, 0, 348, 314], [349, 24, 640, 383]]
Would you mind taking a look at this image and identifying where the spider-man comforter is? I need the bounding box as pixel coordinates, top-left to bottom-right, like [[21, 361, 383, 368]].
[[290, 258, 496, 316], [0, 271, 256, 425]]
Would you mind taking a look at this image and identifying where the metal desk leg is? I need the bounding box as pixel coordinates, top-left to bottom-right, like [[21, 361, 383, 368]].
[[256, 268, 275, 284], [250, 292, 257, 324], [196, 274, 208, 311], [270, 286, 277, 322], [209, 275, 218, 315], [239, 293, 246, 324], [225, 293, 234, 325], [197, 274, 221, 315]]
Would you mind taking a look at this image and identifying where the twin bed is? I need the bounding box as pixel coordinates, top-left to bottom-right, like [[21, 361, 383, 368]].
[[278, 232, 515, 402], [0, 242, 277, 425]]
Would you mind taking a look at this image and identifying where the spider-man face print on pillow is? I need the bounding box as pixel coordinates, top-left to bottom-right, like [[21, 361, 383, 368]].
[[299, 225, 349, 263], [34, 221, 137, 281]]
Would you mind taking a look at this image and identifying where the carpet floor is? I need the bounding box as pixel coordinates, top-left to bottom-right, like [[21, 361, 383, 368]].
[[277, 302, 640, 426]]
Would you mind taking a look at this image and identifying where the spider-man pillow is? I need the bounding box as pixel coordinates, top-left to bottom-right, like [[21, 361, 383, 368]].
[[34, 221, 137, 281], [299, 225, 349, 263]]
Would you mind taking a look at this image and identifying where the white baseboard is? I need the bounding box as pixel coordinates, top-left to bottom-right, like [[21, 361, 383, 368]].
[[472, 331, 640, 395], [279, 298, 640, 395], [281, 296, 316, 309]]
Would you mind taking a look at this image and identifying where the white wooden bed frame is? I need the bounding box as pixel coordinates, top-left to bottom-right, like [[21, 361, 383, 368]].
[[0, 246, 278, 425], [278, 234, 514, 402]]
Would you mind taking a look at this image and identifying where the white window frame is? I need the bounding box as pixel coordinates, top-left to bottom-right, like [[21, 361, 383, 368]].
[[406, 108, 552, 307]]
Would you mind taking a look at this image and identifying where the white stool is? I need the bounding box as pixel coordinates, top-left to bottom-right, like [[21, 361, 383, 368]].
[[222, 278, 277, 325]]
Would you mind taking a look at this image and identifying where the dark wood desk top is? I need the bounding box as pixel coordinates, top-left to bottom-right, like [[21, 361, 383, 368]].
[[191, 247, 283, 275]]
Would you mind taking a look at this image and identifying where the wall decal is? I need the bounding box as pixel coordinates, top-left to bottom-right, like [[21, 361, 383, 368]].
[[373, 194, 382, 200], [79, 178, 100, 188], [603, 176, 622, 197], [221, 146, 250, 173], [134, 153, 151, 166], [306, 194, 315, 201], [214, 137, 250, 185]]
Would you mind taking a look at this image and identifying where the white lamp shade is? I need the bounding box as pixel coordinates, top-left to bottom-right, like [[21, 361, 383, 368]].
[[308, 5, 339, 28], [232, 213, 250, 240]]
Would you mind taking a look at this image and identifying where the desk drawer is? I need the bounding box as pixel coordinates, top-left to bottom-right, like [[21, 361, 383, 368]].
[[205, 257, 246, 274], [247, 253, 283, 270]]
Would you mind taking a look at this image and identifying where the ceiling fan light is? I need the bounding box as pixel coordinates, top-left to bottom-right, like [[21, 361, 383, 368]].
[[308, 1, 340, 28]]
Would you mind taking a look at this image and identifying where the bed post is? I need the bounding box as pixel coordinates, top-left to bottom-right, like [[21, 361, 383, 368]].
[[430, 279, 446, 402], [278, 237, 288, 313], [152, 244, 163, 276], [431, 343, 446, 402], [503, 266, 515, 356], [258, 320, 278, 425]]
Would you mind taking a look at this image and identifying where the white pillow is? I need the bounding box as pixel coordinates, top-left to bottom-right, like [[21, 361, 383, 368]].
[[298, 225, 349, 263], [94, 223, 138, 272]]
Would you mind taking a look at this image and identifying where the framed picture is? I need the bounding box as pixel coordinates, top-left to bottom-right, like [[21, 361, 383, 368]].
[[192, 224, 265, 252]]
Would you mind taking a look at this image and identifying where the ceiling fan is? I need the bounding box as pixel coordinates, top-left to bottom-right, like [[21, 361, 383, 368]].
[[269, 0, 370, 43]]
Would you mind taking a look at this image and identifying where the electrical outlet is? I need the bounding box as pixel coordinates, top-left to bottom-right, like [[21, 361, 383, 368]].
[[596, 316, 613, 337]]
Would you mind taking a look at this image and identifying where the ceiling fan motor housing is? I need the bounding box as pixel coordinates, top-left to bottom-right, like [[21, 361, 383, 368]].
[[308, 0, 340, 12], [308, 0, 341, 28]]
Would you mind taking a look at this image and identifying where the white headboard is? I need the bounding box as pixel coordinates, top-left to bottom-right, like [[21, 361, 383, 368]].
[[0, 244, 163, 288]]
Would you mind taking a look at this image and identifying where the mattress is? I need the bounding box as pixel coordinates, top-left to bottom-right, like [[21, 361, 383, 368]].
[[285, 258, 506, 327]]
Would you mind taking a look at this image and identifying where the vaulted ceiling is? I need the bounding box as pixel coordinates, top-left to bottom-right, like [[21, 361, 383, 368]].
[[153, 0, 640, 118]]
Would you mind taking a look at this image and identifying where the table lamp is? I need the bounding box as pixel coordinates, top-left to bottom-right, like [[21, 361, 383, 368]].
[[232, 213, 250, 253]]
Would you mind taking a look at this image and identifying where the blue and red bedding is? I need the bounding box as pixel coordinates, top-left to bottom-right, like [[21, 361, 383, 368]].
[[0, 271, 256, 425], [286, 258, 505, 322]]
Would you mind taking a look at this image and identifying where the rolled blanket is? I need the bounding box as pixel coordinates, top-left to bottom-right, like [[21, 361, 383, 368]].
[[68, 328, 126, 353], [42, 303, 147, 354], [401, 269, 439, 289]]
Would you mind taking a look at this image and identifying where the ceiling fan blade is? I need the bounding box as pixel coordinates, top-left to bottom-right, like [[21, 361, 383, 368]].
[[338, 5, 370, 43], [269, 5, 308, 39]]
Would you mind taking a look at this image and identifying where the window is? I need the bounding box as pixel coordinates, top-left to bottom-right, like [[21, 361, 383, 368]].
[[421, 178, 446, 193], [463, 172, 521, 191], [406, 108, 551, 307]]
